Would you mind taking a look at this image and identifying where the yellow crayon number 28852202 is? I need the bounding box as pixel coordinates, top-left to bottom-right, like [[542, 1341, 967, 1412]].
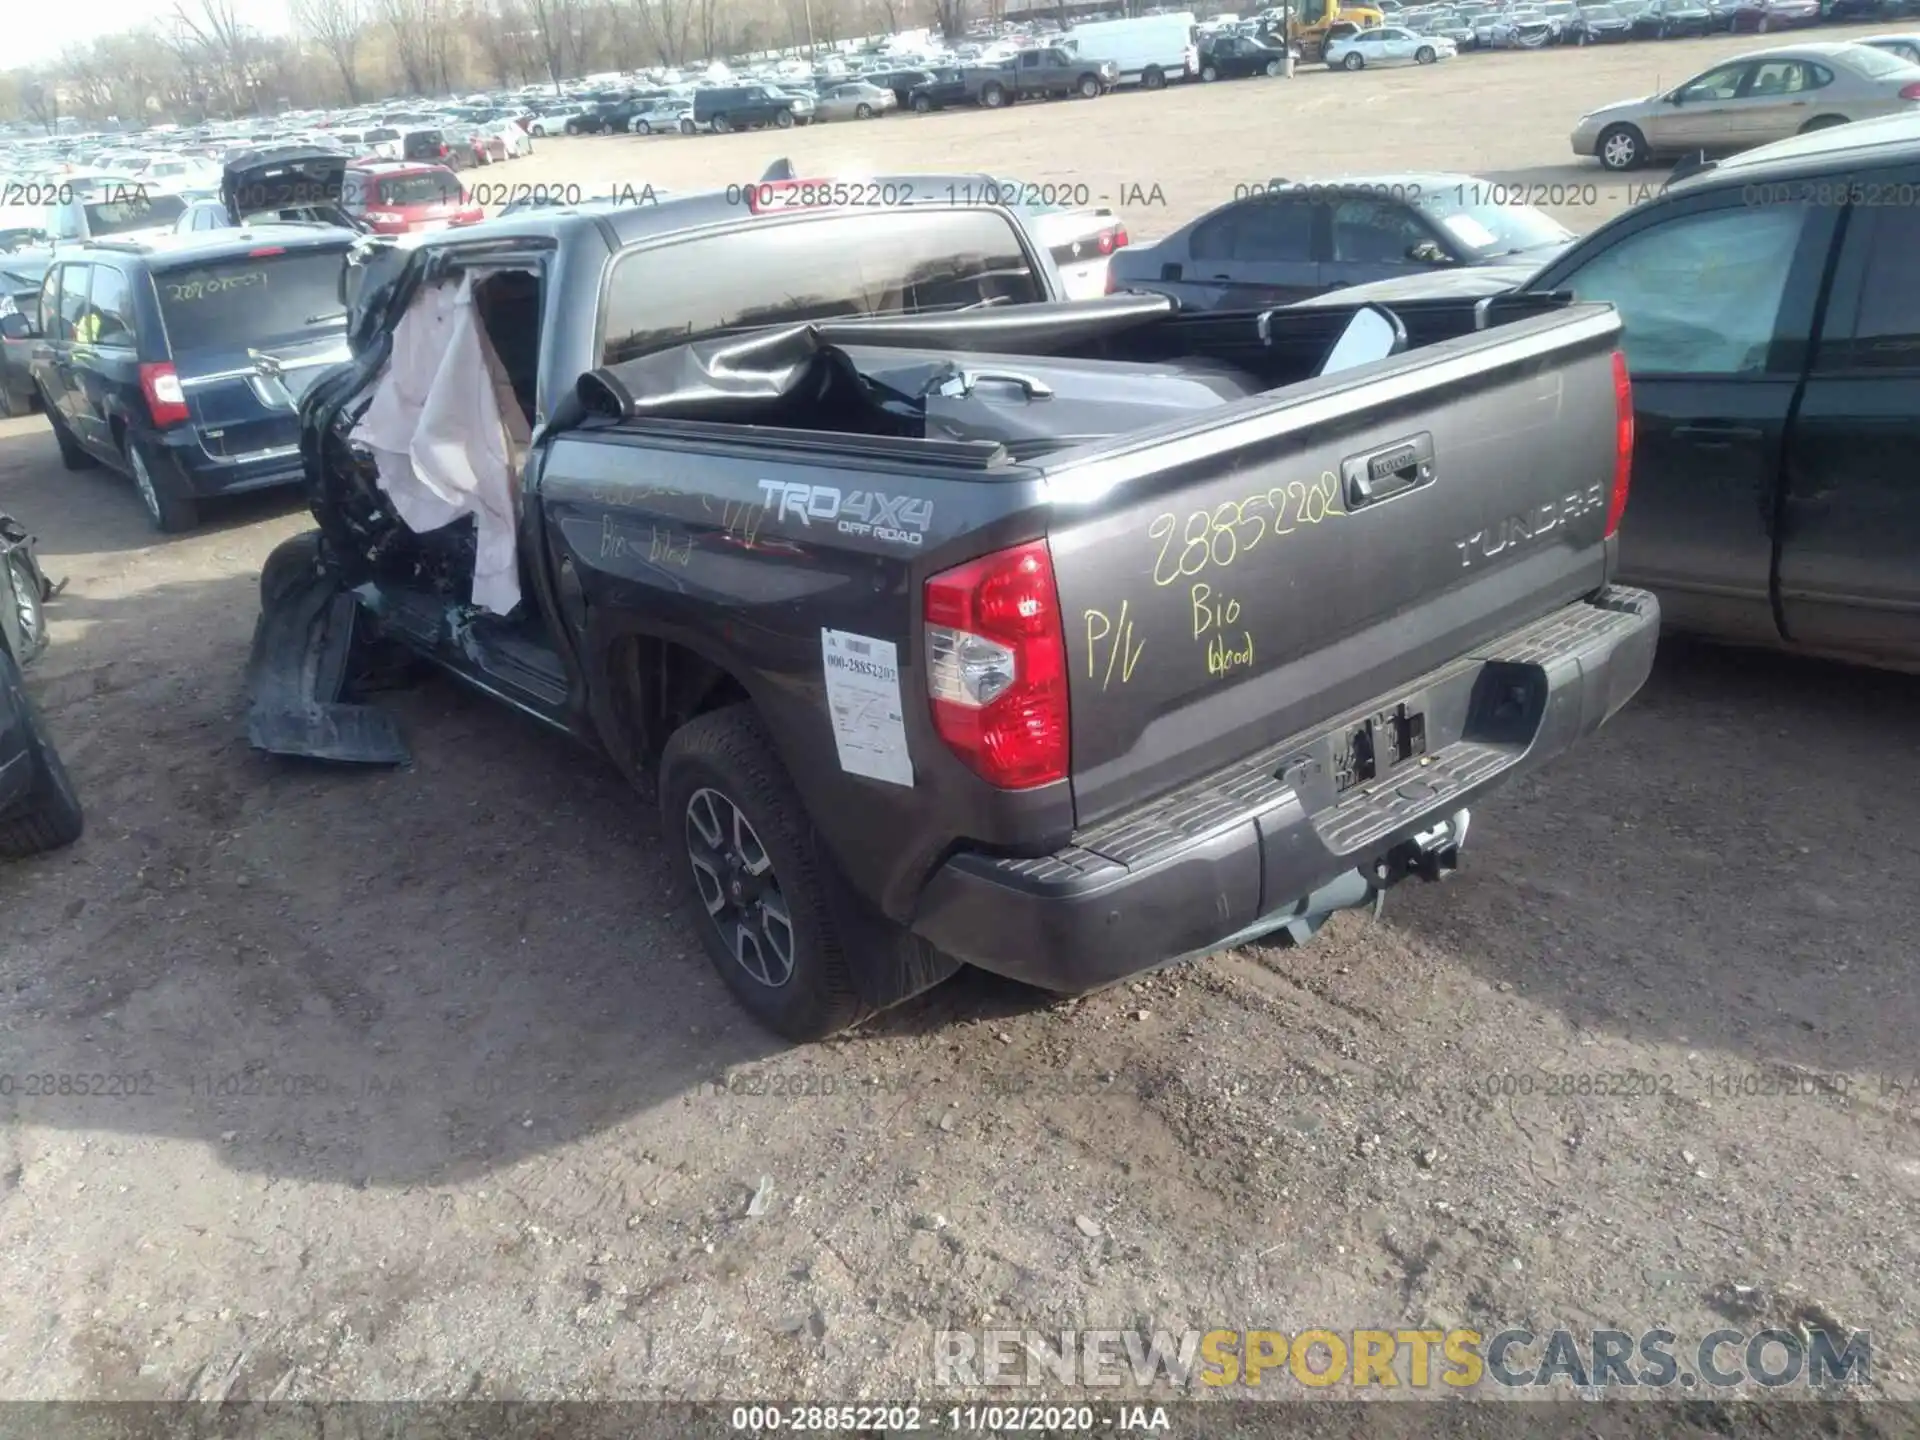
[[1147, 473, 1344, 589]]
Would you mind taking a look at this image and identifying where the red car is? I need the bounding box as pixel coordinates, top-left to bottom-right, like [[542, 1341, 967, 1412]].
[[1731, 0, 1822, 29], [345, 163, 484, 235]]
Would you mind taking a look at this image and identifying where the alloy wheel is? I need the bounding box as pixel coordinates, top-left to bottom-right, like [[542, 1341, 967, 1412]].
[[685, 786, 795, 989]]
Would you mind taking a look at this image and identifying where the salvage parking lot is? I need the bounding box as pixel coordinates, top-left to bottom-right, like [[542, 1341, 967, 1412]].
[[4, 34, 1920, 1416]]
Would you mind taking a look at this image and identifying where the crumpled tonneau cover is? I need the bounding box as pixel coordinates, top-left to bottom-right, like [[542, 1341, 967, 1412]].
[[575, 293, 1177, 424]]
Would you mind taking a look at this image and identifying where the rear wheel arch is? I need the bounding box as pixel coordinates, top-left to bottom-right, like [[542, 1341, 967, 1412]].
[[596, 629, 755, 779]]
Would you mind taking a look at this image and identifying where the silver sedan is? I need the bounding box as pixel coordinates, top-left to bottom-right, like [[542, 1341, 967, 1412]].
[[813, 82, 898, 122], [1571, 41, 1920, 171]]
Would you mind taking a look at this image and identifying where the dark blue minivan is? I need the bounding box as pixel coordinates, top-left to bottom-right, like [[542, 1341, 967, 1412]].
[[21, 227, 355, 532]]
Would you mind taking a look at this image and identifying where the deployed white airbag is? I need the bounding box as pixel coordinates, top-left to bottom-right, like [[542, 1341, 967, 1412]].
[[351, 275, 521, 615]]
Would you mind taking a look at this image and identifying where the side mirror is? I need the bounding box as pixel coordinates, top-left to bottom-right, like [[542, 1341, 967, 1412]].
[[0, 313, 34, 341], [1666, 90, 1684, 105]]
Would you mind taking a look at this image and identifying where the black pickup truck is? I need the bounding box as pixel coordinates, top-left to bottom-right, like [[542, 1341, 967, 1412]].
[[960, 48, 1119, 107], [256, 181, 1656, 1040]]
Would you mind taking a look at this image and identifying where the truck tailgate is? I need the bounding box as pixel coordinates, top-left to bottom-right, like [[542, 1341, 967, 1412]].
[[1043, 304, 1626, 826]]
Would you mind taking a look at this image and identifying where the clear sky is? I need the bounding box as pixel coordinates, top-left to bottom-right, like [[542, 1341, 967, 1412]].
[[14, 0, 295, 68]]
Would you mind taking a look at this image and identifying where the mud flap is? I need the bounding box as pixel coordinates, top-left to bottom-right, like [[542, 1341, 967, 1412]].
[[245, 572, 410, 765]]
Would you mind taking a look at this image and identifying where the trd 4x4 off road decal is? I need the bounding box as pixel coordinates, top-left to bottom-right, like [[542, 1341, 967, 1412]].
[[757, 481, 934, 547]]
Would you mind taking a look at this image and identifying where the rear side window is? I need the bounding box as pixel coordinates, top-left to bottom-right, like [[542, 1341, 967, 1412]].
[[600, 209, 1045, 366], [1817, 199, 1920, 371], [1191, 196, 1317, 264], [88, 265, 135, 345], [154, 249, 350, 353], [54, 263, 90, 341]]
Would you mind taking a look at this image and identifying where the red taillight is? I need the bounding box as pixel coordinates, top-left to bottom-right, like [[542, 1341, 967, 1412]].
[[1607, 349, 1633, 538], [1900, 82, 1920, 101], [925, 540, 1069, 789], [438, 142, 450, 156], [139, 361, 190, 428], [247, 245, 285, 257]]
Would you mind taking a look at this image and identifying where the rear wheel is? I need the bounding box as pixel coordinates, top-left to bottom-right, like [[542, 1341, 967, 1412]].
[[1265, 58, 1282, 74], [1143, 65, 1167, 88], [0, 648, 83, 860], [982, 82, 1008, 107], [634, 119, 652, 134], [45, 401, 95, 471], [1343, 50, 1366, 68], [564, 118, 582, 135], [1416, 44, 1437, 61], [912, 92, 933, 112], [855, 102, 872, 118], [680, 118, 696, 134], [713, 112, 732, 132], [661, 705, 870, 1041], [126, 436, 198, 534]]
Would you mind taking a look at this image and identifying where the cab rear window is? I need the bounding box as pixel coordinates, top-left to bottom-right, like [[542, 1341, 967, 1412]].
[[600, 208, 1044, 365], [84, 194, 187, 235]]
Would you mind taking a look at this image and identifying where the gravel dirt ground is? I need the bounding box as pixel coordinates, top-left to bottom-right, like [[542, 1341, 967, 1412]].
[[3, 37, 1920, 1422]]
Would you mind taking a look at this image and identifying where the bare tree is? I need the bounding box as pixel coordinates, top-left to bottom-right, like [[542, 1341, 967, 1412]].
[[376, 0, 439, 93], [21, 78, 61, 134], [631, 0, 695, 66], [291, 0, 367, 102], [471, 0, 541, 85], [170, 0, 259, 113], [931, 0, 967, 40], [526, 0, 589, 81]]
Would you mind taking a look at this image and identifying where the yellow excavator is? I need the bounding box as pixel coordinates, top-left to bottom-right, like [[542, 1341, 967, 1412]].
[[1288, 0, 1385, 61]]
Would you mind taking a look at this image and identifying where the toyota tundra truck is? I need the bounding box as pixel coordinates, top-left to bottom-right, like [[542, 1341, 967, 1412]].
[[251, 179, 1657, 1040]]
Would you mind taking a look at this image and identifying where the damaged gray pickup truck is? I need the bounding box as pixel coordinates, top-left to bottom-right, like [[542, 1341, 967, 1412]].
[[251, 188, 1658, 1040]]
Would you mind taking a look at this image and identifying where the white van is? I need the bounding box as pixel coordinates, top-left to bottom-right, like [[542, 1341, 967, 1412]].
[[1061, 13, 1199, 89]]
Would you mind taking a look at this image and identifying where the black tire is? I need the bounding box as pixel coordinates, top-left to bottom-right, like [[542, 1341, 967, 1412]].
[[775, 108, 794, 128], [1143, 65, 1167, 88], [564, 119, 582, 135], [660, 705, 869, 1041], [1757, 13, 1771, 29], [1077, 74, 1101, 97], [712, 112, 732, 132], [855, 102, 872, 118], [45, 403, 95, 471], [1201, 62, 1220, 80], [1416, 44, 1437, 61], [1576, 28, 1590, 42], [981, 83, 1007, 107], [0, 384, 14, 420], [0, 648, 83, 859], [680, 118, 696, 134], [259, 529, 325, 610], [912, 92, 933, 112], [635, 120, 652, 134], [1343, 50, 1365, 68], [1800, 114, 1849, 133], [125, 435, 198, 533], [1597, 122, 1646, 171], [1264, 58, 1282, 75]]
